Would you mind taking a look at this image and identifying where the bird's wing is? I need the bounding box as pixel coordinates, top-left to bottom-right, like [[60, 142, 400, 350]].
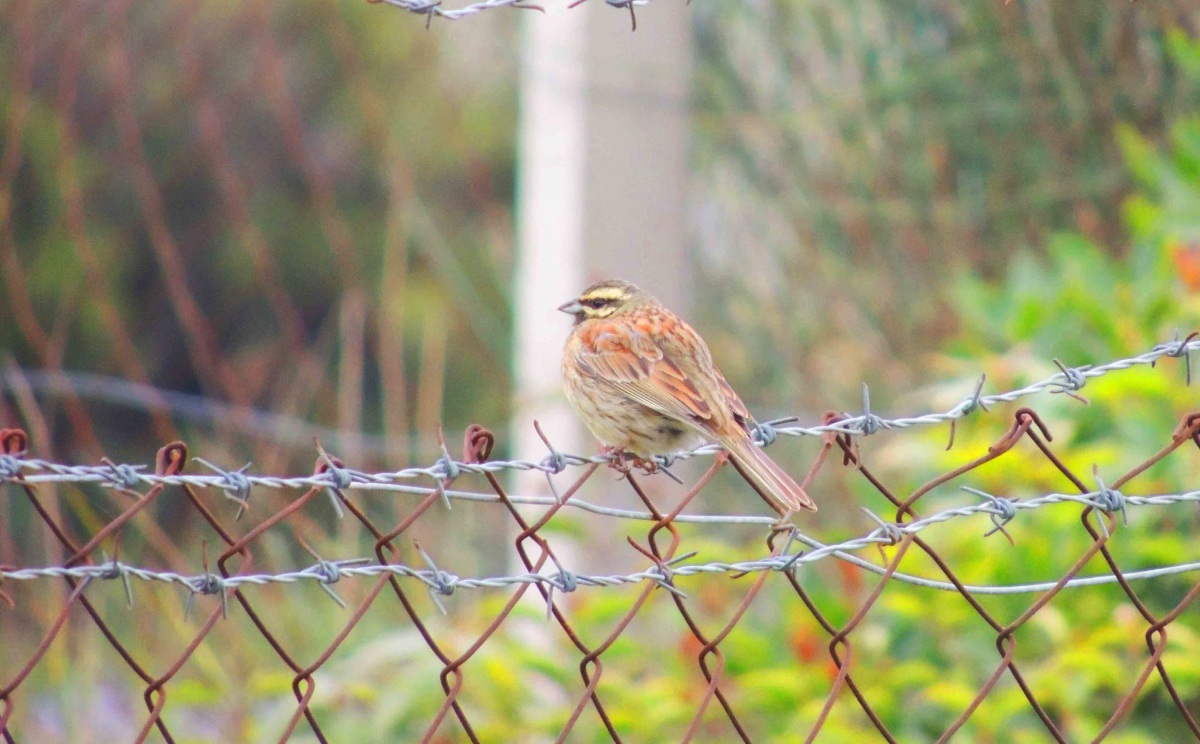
[[714, 368, 751, 428], [575, 318, 716, 425]]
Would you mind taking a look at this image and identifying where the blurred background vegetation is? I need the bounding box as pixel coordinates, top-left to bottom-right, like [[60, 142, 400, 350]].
[[1, 0, 1199, 741]]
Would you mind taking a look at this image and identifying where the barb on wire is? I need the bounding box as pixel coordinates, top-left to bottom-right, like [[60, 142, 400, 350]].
[[544, 551, 579, 620], [415, 541, 458, 614], [1050, 358, 1090, 405], [567, 0, 649, 31], [100, 551, 135, 609], [946, 375, 988, 451], [1092, 466, 1127, 535], [100, 458, 144, 492], [193, 457, 253, 519], [183, 558, 229, 619], [960, 486, 1017, 543], [3, 337, 1199, 743], [855, 384, 885, 436], [1152, 330, 1197, 385], [315, 441, 352, 519], [370, 0, 544, 26], [3, 337, 1196, 504], [6, 487, 1199, 597], [297, 535, 366, 609]]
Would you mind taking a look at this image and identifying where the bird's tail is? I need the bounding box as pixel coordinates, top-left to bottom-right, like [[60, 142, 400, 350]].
[[724, 436, 817, 513]]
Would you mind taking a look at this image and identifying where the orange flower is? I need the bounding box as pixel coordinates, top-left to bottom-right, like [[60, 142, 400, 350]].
[[789, 626, 823, 664], [1171, 240, 1200, 292]]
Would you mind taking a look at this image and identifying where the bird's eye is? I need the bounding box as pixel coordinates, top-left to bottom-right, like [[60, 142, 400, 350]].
[[587, 299, 606, 309]]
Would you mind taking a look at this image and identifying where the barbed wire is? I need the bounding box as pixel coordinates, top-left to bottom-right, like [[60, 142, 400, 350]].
[[369, 0, 650, 26], [4, 486, 1198, 601], [1, 337, 1194, 514], [371, 0, 543, 26], [3, 339, 1199, 743]]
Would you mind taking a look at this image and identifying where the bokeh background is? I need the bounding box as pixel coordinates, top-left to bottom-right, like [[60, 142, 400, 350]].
[[2, 0, 1200, 741]]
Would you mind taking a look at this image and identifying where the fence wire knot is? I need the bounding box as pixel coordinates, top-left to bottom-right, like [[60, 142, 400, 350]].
[[543, 553, 579, 617], [644, 551, 694, 598], [777, 549, 806, 575], [192, 572, 225, 596], [194, 458, 253, 517], [1164, 332, 1197, 359], [861, 508, 905, 545], [1156, 330, 1197, 385], [752, 421, 779, 447], [324, 462, 353, 491], [423, 569, 459, 614], [1093, 471, 1128, 527], [416, 543, 457, 614], [753, 417, 802, 447], [429, 571, 457, 596], [1050, 359, 1090, 403], [99, 555, 136, 608], [437, 456, 461, 482], [553, 570, 579, 593], [320, 458, 353, 519], [541, 450, 568, 475], [960, 375, 990, 416], [299, 538, 363, 608], [101, 458, 144, 490], [0, 454, 21, 480], [856, 384, 885, 436], [312, 559, 359, 608], [185, 572, 229, 618], [99, 559, 125, 581], [432, 437, 461, 510], [315, 560, 342, 585], [653, 452, 678, 470], [946, 376, 992, 451], [961, 486, 1018, 538]]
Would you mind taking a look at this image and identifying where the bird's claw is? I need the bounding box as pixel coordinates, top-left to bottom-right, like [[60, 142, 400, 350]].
[[603, 448, 662, 479]]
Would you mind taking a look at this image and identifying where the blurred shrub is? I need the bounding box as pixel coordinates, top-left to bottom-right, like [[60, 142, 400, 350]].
[[0, 1, 518, 468], [692, 1, 1200, 416]]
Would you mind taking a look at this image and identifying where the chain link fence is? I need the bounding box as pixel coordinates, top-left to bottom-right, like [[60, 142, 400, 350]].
[[2, 338, 1199, 742]]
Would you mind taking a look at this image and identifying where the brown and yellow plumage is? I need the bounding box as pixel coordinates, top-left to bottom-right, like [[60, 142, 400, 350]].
[[559, 279, 816, 514]]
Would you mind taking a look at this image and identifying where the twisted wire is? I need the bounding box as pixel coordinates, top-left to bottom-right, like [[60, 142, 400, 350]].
[[4, 487, 1197, 598], [3, 338, 1196, 506]]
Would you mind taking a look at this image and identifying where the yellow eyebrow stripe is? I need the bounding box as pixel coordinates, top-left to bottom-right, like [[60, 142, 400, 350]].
[[580, 288, 628, 302]]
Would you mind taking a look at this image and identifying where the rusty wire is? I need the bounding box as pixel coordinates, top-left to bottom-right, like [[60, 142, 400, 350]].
[[2, 356, 1200, 741]]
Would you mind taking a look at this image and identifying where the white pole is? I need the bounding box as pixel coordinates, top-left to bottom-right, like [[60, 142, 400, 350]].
[[513, 4, 590, 472], [513, 5, 693, 594]]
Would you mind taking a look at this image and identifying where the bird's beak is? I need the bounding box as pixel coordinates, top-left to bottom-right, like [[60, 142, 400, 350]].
[[557, 300, 583, 315]]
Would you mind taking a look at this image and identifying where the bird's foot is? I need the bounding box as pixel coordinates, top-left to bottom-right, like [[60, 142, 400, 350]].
[[629, 456, 661, 476], [603, 446, 636, 476], [603, 447, 669, 480], [769, 516, 796, 537]]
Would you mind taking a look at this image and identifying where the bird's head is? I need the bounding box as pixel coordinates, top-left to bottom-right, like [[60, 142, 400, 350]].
[[558, 279, 652, 324]]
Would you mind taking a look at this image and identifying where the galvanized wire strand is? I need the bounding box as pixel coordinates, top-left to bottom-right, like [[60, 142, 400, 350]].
[[371, 0, 648, 23], [371, 0, 544, 22], [2, 337, 1196, 507], [4, 487, 1197, 598]]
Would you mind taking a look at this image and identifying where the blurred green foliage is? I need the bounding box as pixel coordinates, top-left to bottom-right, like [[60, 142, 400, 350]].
[[0, 1, 519, 469], [691, 1, 1200, 418]]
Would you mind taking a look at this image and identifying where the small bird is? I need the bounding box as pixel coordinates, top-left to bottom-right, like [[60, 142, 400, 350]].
[[559, 279, 816, 514]]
